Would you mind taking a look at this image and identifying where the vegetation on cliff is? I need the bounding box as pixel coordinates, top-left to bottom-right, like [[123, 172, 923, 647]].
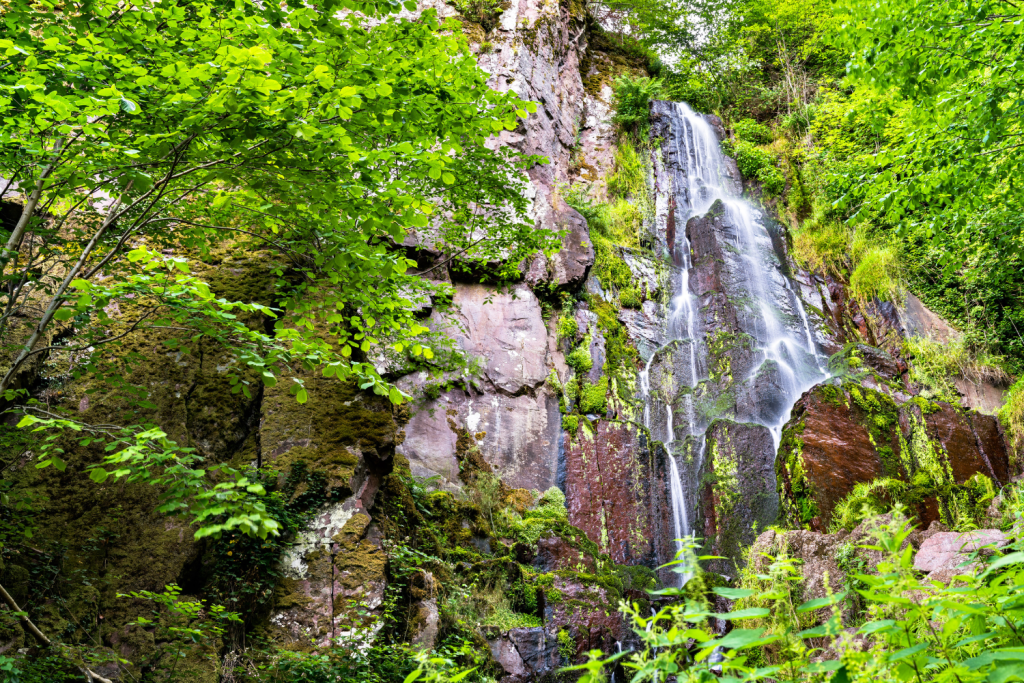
[[3, 0, 1024, 678]]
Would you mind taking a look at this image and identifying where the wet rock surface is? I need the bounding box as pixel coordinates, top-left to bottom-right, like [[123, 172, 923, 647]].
[[777, 380, 1013, 531], [698, 420, 778, 575], [563, 420, 674, 569]]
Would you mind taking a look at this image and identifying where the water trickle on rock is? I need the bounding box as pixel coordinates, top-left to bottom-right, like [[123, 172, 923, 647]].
[[642, 101, 829, 584]]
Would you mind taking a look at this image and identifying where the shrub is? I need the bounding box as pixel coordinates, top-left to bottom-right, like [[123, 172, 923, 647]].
[[732, 118, 772, 144], [619, 286, 642, 309], [792, 220, 849, 277], [611, 74, 662, 131], [578, 376, 609, 414], [1000, 377, 1024, 472], [556, 315, 578, 341], [848, 244, 903, 304], [661, 72, 718, 114], [905, 335, 1011, 402], [829, 477, 909, 531], [726, 138, 779, 182], [591, 236, 633, 291], [755, 164, 785, 197], [561, 414, 580, 437], [563, 189, 644, 250], [566, 341, 593, 374], [607, 140, 647, 200], [448, 0, 504, 30]]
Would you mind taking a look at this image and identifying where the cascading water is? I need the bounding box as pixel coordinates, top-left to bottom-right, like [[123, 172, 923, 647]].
[[643, 101, 828, 584]]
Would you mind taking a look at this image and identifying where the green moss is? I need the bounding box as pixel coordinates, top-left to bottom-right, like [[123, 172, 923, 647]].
[[562, 414, 580, 437], [591, 234, 634, 291], [849, 245, 903, 304], [999, 377, 1024, 473], [557, 314, 579, 341], [619, 285, 642, 309], [566, 340, 593, 374], [557, 628, 576, 661], [819, 382, 847, 407], [776, 420, 817, 528], [579, 377, 609, 414], [588, 297, 641, 401]]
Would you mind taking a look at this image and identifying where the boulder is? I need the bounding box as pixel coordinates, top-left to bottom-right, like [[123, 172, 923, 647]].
[[547, 205, 595, 288], [545, 575, 627, 665], [777, 380, 1012, 531], [914, 530, 1007, 583], [533, 533, 597, 573]]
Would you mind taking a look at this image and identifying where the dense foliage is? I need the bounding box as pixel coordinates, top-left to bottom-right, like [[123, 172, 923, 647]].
[[0, 0, 555, 557], [569, 505, 1024, 683]]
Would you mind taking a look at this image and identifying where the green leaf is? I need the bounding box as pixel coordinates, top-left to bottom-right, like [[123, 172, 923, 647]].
[[797, 592, 847, 612], [713, 608, 770, 620], [16, 415, 39, 428], [296, 388, 308, 404], [713, 587, 756, 600], [888, 643, 928, 662], [990, 663, 1024, 683], [858, 620, 897, 635], [53, 308, 76, 321], [711, 628, 769, 650], [982, 552, 1024, 577], [89, 468, 110, 483]]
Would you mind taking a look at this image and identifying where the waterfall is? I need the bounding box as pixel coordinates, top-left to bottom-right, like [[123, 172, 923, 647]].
[[644, 102, 828, 584]]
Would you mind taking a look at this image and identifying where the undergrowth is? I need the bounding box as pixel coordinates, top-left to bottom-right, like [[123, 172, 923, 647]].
[[905, 335, 1011, 403]]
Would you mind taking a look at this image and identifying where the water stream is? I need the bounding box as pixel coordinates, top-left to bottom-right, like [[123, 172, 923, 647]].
[[641, 101, 828, 583]]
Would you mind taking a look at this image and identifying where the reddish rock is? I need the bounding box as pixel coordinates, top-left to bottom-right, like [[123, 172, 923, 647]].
[[545, 576, 627, 662], [777, 384, 893, 530], [917, 402, 1008, 483], [914, 530, 1007, 584], [563, 420, 674, 571], [778, 381, 1012, 531], [533, 533, 597, 573]]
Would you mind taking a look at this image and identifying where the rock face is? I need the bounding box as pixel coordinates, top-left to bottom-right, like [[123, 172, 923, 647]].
[[777, 379, 1012, 531], [261, 385, 398, 647], [698, 420, 779, 576], [397, 284, 563, 490], [562, 419, 675, 570]]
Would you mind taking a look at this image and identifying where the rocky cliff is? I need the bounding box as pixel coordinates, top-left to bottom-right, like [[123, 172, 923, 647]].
[[0, 0, 1018, 681]]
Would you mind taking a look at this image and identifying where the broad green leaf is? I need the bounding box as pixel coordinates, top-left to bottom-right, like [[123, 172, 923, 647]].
[[982, 552, 1024, 578], [797, 592, 847, 612], [713, 587, 756, 600], [713, 608, 770, 620]]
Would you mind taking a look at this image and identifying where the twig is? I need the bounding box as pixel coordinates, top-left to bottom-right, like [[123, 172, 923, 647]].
[[0, 582, 115, 683]]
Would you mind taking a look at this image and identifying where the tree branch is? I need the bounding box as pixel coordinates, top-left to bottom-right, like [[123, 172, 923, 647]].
[[0, 581, 115, 683]]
